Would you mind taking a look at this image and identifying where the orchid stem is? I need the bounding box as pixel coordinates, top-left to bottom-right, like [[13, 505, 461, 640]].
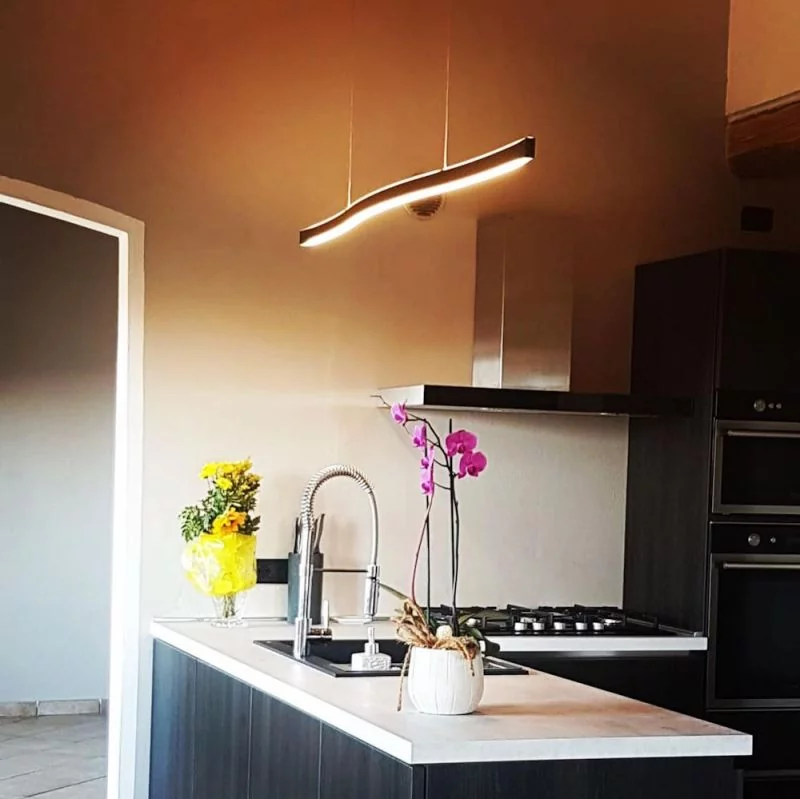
[[425, 510, 431, 627], [410, 495, 434, 605], [448, 417, 459, 634]]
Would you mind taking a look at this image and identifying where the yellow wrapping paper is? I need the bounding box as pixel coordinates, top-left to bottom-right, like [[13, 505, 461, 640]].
[[182, 532, 257, 596]]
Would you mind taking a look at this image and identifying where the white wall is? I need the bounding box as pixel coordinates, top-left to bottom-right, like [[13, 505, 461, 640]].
[[0, 203, 117, 702]]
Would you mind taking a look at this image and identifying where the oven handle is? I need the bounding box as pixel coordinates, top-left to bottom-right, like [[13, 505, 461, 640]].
[[721, 562, 800, 570], [726, 429, 800, 439]]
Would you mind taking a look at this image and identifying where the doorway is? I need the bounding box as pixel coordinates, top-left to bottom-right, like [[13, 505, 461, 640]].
[[0, 177, 144, 799], [0, 203, 117, 794]]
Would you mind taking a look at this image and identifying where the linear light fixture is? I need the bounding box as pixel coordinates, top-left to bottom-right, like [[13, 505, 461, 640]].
[[299, 136, 535, 248]]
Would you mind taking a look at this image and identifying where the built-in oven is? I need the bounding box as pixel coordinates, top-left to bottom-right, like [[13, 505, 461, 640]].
[[712, 421, 800, 516], [708, 522, 800, 796], [713, 391, 800, 516], [708, 522, 800, 709]]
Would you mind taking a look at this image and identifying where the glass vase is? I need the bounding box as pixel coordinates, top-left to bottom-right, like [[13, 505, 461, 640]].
[[210, 591, 249, 628]]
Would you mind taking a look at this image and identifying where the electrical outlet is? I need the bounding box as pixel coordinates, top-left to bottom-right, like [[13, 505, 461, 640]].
[[740, 205, 774, 233], [256, 558, 289, 584]]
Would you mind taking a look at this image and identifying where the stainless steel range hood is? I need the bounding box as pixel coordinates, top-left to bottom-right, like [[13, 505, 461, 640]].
[[379, 213, 690, 417]]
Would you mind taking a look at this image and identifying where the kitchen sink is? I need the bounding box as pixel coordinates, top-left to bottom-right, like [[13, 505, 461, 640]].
[[254, 638, 528, 678]]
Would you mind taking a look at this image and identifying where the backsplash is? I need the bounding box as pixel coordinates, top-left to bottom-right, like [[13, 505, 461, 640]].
[[167, 408, 628, 619]]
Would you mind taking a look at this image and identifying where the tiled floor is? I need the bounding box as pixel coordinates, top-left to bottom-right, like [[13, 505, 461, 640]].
[[0, 715, 107, 798]]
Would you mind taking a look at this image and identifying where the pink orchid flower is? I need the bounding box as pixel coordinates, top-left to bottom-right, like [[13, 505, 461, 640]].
[[420, 446, 435, 495], [457, 450, 487, 479], [412, 424, 427, 449], [391, 402, 408, 424], [445, 429, 478, 457]]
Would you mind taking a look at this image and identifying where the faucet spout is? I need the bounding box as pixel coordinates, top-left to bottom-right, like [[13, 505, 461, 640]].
[[293, 465, 379, 659]]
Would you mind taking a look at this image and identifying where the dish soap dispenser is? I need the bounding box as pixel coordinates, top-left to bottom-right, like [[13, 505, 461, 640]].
[[351, 627, 391, 672]]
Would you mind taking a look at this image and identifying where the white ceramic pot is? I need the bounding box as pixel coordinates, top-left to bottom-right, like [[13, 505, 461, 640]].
[[407, 647, 485, 715]]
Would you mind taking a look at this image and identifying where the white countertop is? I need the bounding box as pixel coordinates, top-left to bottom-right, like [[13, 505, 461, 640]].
[[151, 620, 748, 765]]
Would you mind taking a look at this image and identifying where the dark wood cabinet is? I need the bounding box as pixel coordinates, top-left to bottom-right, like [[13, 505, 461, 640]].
[[426, 758, 739, 799], [504, 651, 706, 718], [717, 250, 800, 392], [250, 690, 321, 799], [743, 775, 800, 799], [150, 642, 196, 799], [318, 724, 422, 799], [151, 641, 741, 799], [624, 248, 800, 632], [706, 710, 800, 773], [624, 251, 721, 631], [194, 661, 252, 799]]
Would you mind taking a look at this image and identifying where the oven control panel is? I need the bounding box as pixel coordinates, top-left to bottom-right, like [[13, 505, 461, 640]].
[[716, 390, 800, 421], [711, 522, 800, 554]]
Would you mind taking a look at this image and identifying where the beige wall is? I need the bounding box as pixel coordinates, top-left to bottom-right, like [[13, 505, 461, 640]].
[[2, 0, 785, 630], [0, 203, 117, 702], [727, 0, 800, 113], [2, 3, 798, 792]]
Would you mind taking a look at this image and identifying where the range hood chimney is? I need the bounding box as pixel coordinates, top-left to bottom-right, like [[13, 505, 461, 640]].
[[379, 214, 690, 417], [472, 213, 573, 392]]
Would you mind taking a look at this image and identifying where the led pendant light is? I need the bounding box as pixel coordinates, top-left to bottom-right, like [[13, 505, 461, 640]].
[[299, 5, 535, 248]]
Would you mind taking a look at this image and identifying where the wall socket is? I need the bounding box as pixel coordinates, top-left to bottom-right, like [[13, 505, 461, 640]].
[[740, 205, 774, 233], [257, 558, 289, 584]]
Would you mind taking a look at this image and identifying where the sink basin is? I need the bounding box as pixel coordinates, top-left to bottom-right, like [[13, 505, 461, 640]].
[[254, 638, 528, 678]]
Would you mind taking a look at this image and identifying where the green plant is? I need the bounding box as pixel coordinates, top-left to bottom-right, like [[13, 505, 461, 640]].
[[179, 459, 261, 542]]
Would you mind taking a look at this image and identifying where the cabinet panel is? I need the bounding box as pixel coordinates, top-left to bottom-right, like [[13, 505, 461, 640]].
[[718, 250, 800, 392], [426, 757, 739, 799], [319, 724, 420, 799], [503, 652, 705, 718], [150, 642, 196, 799], [194, 661, 252, 799], [707, 710, 800, 772], [249, 691, 320, 799], [625, 252, 719, 632], [743, 775, 800, 799]]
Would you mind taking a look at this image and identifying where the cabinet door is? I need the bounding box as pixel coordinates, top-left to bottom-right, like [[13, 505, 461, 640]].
[[150, 642, 196, 799], [426, 758, 739, 799], [718, 250, 800, 392], [744, 775, 800, 799], [318, 724, 421, 799], [249, 691, 321, 799], [194, 661, 252, 799], [502, 652, 706, 718]]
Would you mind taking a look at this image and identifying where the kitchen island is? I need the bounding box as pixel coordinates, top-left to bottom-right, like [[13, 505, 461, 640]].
[[150, 620, 750, 799]]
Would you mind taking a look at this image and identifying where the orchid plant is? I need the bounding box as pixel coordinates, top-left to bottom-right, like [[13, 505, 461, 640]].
[[387, 400, 487, 635]]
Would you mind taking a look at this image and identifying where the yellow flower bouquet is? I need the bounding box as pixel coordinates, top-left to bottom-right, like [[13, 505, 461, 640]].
[[179, 459, 260, 626]]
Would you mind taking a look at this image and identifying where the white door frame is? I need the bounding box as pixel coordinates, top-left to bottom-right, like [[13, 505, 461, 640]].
[[0, 177, 144, 799]]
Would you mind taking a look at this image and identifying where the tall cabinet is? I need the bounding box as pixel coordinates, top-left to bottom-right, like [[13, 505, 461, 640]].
[[623, 248, 800, 632]]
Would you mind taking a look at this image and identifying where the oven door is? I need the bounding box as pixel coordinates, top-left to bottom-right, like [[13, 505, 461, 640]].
[[712, 421, 800, 515], [709, 553, 800, 708]]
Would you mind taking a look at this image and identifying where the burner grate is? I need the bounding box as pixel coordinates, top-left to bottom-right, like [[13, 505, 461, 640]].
[[421, 604, 688, 637]]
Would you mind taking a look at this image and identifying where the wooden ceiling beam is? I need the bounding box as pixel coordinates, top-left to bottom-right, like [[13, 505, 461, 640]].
[[727, 91, 800, 178]]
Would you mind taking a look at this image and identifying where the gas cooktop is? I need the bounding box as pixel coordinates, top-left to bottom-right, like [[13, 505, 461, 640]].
[[427, 604, 697, 637]]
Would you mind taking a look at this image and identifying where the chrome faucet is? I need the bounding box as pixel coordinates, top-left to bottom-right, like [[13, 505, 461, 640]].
[[293, 465, 380, 659]]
